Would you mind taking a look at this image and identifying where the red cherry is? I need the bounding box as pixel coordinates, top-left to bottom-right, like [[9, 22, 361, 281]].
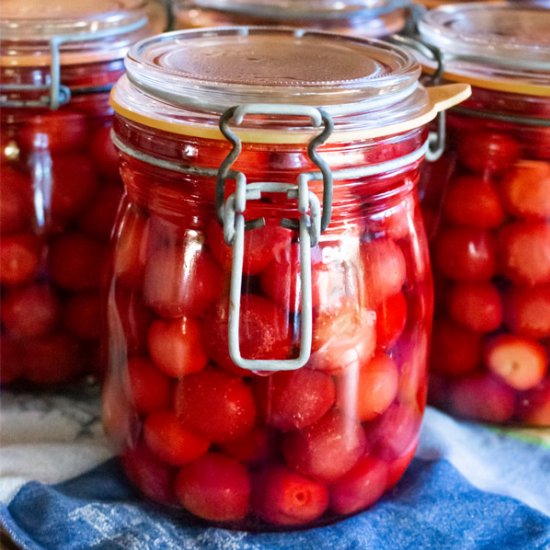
[[376, 291, 407, 349], [0, 167, 32, 234], [434, 227, 497, 282], [207, 219, 292, 275], [125, 357, 173, 415], [79, 183, 123, 241], [22, 332, 83, 385], [122, 442, 177, 506], [63, 292, 101, 340], [254, 368, 335, 431], [386, 443, 416, 489], [367, 402, 421, 460], [448, 374, 515, 423], [144, 410, 209, 466], [202, 294, 292, 376], [500, 161, 550, 220], [484, 334, 547, 391], [430, 317, 482, 377], [0, 234, 42, 286], [252, 465, 329, 526], [498, 222, 550, 286], [50, 154, 99, 223], [446, 282, 503, 333], [175, 453, 250, 522], [517, 381, 550, 426], [175, 368, 256, 443], [330, 456, 387, 515], [443, 175, 504, 229], [2, 284, 61, 338], [458, 131, 520, 175], [112, 206, 149, 288], [0, 336, 23, 385], [19, 111, 89, 154], [89, 125, 120, 180], [337, 354, 399, 422], [370, 195, 417, 241], [283, 411, 366, 482], [48, 232, 105, 291], [220, 427, 275, 466], [505, 285, 550, 339], [361, 238, 407, 306], [311, 303, 377, 374], [143, 245, 223, 318], [147, 317, 208, 378]]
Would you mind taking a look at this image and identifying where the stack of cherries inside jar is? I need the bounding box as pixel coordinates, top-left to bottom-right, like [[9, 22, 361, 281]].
[[103, 142, 429, 528], [426, 112, 550, 425], [1, 109, 122, 385]]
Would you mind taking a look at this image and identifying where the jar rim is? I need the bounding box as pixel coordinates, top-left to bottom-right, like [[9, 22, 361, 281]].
[[0, 0, 164, 66], [417, 2, 550, 96], [172, 0, 409, 21]]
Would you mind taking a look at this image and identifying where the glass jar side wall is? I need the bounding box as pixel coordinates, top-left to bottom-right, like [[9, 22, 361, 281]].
[[421, 85, 550, 425], [0, 61, 126, 386], [102, 119, 433, 530]]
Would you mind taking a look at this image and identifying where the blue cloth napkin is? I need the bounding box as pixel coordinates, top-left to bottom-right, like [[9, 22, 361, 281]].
[[1, 407, 549, 550]]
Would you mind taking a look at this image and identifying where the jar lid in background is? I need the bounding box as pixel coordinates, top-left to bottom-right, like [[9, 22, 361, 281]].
[[417, 2, 550, 96], [0, 0, 166, 66]]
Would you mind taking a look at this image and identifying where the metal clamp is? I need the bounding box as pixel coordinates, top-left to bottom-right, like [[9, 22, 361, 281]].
[[0, 17, 147, 110], [223, 180, 319, 373]]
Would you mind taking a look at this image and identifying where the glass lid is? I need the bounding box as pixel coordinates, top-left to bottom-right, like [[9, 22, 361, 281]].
[[177, 0, 409, 20], [417, 2, 550, 94], [0, 0, 162, 66]]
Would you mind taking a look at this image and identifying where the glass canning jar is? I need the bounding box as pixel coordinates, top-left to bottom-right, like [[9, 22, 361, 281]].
[[0, 0, 164, 387], [417, 3, 550, 425], [104, 27, 469, 529], [172, 0, 411, 38]]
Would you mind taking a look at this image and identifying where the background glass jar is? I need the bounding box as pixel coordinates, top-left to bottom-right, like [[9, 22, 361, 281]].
[[173, 0, 411, 38], [417, 3, 550, 425], [103, 27, 468, 529], [0, 0, 164, 387]]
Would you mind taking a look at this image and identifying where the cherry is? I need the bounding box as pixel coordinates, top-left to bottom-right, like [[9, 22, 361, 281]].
[[79, 182, 123, 241], [0, 336, 23, 385], [458, 131, 520, 175], [254, 368, 335, 431], [337, 354, 399, 422], [311, 303, 377, 374], [175, 453, 250, 522], [63, 292, 101, 340], [147, 317, 208, 378], [430, 317, 482, 377], [221, 427, 275, 466], [2, 284, 61, 338], [144, 410, 209, 466], [111, 289, 152, 355], [443, 175, 504, 229], [498, 222, 550, 286], [0, 234, 42, 286], [283, 411, 366, 482], [433, 227, 497, 282], [125, 357, 172, 415], [143, 245, 223, 318], [446, 282, 503, 333], [360, 238, 407, 306], [505, 285, 550, 339], [500, 160, 550, 220], [386, 443, 417, 489], [517, 381, 550, 426], [122, 442, 177, 506], [89, 125, 121, 180], [0, 167, 32, 234], [48, 232, 105, 291], [448, 374, 516, 423], [252, 465, 329, 526], [202, 294, 292, 376], [175, 368, 256, 443], [330, 456, 387, 515], [484, 334, 547, 391]]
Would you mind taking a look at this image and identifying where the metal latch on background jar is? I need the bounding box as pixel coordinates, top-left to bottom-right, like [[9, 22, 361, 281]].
[[216, 104, 333, 374]]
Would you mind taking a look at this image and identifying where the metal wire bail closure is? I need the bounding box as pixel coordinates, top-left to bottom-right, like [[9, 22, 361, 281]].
[[217, 104, 333, 373]]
